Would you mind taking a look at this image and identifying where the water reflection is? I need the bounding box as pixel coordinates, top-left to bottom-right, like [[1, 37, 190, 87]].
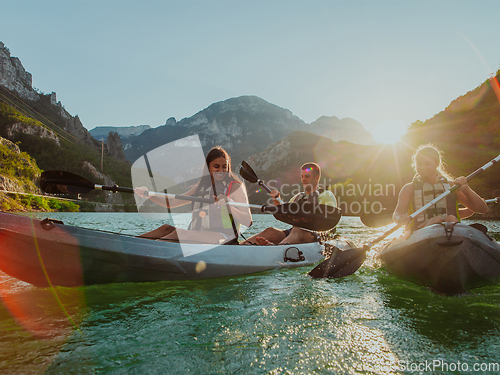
[[1, 214, 499, 373]]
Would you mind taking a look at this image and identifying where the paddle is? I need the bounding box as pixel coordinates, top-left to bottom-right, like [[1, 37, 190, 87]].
[[359, 208, 394, 228], [40, 170, 341, 231], [240, 161, 284, 204], [309, 154, 500, 279], [239, 161, 342, 231], [359, 198, 500, 228], [40, 170, 215, 204]]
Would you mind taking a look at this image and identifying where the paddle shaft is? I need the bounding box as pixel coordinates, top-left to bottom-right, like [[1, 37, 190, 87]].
[[240, 161, 285, 204], [42, 178, 264, 209], [360, 198, 499, 228], [258, 180, 285, 204], [42, 170, 340, 231], [366, 154, 500, 248], [145, 190, 263, 210]]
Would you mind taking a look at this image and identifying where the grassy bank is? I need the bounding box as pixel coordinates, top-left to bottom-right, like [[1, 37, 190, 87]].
[[0, 192, 79, 212], [0, 192, 138, 213]]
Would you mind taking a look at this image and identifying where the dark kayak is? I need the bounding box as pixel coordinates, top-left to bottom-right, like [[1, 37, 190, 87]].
[[380, 222, 500, 295], [0, 212, 351, 287]]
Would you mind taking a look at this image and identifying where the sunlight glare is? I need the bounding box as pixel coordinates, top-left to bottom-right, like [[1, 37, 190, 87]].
[[371, 120, 407, 145]]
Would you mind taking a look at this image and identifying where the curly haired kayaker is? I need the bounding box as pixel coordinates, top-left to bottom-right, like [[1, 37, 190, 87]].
[[393, 144, 488, 230]]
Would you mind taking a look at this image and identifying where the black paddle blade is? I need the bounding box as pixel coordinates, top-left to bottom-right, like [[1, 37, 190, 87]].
[[263, 202, 342, 231], [239, 161, 258, 184], [40, 170, 95, 194], [359, 209, 394, 228], [308, 246, 367, 278]]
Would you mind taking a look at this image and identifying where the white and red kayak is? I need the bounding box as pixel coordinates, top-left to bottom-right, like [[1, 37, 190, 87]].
[[0, 212, 352, 287]]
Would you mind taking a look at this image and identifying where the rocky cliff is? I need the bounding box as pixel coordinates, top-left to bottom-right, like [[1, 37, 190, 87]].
[[0, 136, 41, 194], [0, 41, 94, 148], [82, 161, 124, 205], [0, 42, 37, 101], [4, 119, 60, 146], [122, 97, 287, 163], [106, 132, 127, 161]]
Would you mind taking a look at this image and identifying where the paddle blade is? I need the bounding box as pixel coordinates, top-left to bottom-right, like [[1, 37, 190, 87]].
[[359, 209, 394, 228], [264, 202, 342, 231], [40, 171, 95, 194], [239, 161, 258, 184], [308, 246, 367, 278]]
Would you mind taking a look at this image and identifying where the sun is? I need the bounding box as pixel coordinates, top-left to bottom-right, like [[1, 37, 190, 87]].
[[370, 119, 408, 145]]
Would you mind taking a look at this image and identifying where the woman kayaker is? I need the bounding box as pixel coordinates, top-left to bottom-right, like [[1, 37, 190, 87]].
[[393, 144, 488, 230], [135, 146, 252, 244]]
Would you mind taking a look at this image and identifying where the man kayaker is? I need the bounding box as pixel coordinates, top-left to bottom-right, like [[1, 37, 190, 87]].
[[135, 146, 252, 244], [242, 162, 337, 245], [393, 144, 488, 230]]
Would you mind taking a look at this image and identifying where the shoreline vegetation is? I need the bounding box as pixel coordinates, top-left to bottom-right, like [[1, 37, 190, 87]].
[[0, 191, 137, 213], [0, 191, 78, 212], [1, 189, 498, 219]]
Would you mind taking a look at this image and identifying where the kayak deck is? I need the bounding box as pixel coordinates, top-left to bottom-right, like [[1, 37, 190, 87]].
[[380, 222, 500, 294], [0, 212, 349, 287]]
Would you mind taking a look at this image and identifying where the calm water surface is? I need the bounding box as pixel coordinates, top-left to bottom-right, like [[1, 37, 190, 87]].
[[1, 213, 500, 374]]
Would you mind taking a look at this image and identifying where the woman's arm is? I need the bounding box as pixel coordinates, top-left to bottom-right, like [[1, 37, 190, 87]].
[[453, 177, 489, 214], [393, 183, 413, 226], [458, 207, 475, 219], [134, 184, 199, 209]]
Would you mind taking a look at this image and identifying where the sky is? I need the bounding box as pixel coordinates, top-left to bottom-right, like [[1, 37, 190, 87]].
[[1, 0, 499, 144]]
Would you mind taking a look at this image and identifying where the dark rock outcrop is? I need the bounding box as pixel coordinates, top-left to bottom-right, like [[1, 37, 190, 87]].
[[106, 132, 126, 161]]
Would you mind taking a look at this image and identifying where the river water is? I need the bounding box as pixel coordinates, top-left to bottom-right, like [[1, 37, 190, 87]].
[[1, 213, 500, 374]]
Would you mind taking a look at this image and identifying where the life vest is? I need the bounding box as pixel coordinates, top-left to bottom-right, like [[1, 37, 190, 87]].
[[290, 187, 337, 207], [188, 176, 241, 237], [409, 175, 459, 231], [290, 189, 320, 204]]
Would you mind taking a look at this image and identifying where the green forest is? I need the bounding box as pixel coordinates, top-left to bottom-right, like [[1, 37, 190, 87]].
[[0, 137, 79, 211]]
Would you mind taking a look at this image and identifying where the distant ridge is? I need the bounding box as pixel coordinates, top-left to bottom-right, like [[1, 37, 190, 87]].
[[89, 125, 151, 141], [123, 95, 306, 163], [308, 116, 376, 145], [123, 95, 377, 164]]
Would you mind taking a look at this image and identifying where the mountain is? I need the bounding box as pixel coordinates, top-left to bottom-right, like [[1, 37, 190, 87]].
[[89, 125, 151, 141], [0, 42, 37, 101], [2, 40, 498, 217], [401, 72, 500, 214], [243, 72, 500, 218], [308, 116, 377, 145], [0, 41, 95, 148], [243, 130, 402, 212], [123, 96, 377, 164], [0, 41, 132, 206]]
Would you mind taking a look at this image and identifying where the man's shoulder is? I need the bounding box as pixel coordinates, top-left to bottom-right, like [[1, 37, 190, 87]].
[[289, 192, 303, 203], [318, 190, 337, 206], [318, 189, 334, 197]]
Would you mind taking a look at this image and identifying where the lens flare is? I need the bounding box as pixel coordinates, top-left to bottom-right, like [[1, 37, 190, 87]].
[[489, 74, 500, 105], [0, 215, 85, 338]]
